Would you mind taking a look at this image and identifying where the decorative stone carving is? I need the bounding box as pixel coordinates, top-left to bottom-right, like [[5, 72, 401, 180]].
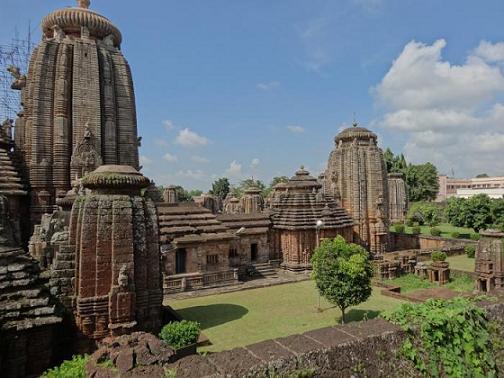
[[1, 118, 13, 140], [388, 173, 408, 223], [78, 0, 91, 9], [163, 185, 179, 204], [70, 126, 103, 180], [6, 66, 26, 90], [52, 25, 65, 41]]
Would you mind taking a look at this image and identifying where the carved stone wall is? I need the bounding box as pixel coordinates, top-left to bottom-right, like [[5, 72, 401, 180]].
[[325, 124, 390, 256], [388, 173, 408, 223], [15, 2, 140, 226], [70, 165, 162, 341]]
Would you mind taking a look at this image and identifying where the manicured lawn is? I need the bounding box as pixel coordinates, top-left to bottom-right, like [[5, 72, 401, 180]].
[[388, 273, 474, 293], [445, 254, 475, 272], [169, 280, 405, 352], [392, 222, 477, 239]]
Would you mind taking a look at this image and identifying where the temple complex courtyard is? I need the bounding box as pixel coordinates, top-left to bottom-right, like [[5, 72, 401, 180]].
[[168, 280, 405, 352]]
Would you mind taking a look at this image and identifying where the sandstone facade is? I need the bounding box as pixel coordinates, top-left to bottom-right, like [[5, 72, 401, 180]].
[[325, 124, 390, 255], [388, 172, 408, 223], [13, 1, 140, 226], [271, 167, 354, 271], [475, 230, 504, 292], [70, 165, 162, 341]]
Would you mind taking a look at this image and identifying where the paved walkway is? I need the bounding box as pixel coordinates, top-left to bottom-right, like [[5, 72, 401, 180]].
[[164, 270, 312, 301]]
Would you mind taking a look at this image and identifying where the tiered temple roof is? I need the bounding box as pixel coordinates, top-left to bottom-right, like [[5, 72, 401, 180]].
[[157, 203, 236, 245], [271, 167, 354, 230], [217, 212, 272, 236], [0, 127, 26, 197]]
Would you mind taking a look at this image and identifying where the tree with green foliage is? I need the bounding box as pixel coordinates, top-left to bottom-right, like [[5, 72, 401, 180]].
[[476, 173, 489, 178], [42, 355, 89, 378], [311, 236, 373, 324], [407, 202, 443, 226], [405, 162, 439, 202], [383, 149, 439, 202], [263, 176, 289, 197], [210, 177, 230, 200]]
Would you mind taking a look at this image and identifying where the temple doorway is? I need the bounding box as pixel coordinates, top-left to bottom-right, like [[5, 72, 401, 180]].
[[176, 248, 187, 274], [251, 243, 258, 262]]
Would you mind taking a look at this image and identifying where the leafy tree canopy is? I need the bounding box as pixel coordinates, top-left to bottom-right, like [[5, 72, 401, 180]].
[[209, 177, 230, 199], [311, 236, 373, 324]]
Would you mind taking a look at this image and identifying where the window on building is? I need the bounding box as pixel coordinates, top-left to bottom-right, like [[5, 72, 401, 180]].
[[207, 254, 218, 265], [251, 243, 258, 262], [229, 248, 238, 258]]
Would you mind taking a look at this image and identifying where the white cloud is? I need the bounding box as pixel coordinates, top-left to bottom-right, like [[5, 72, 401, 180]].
[[154, 139, 169, 147], [225, 161, 243, 178], [256, 81, 280, 91], [163, 120, 175, 131], [140, 155, 152, 166], [250, 158, 260, 169], [175, 128, 209, 148], [473, 41, 504, 63], [373, 39, 504, 177], [287, 125, 305, 134], [163, 152, 178, 163], [191, 155, 210, 164]]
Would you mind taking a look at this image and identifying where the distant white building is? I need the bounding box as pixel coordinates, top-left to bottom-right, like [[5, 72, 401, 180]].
[[436, 175, 504, 201], [456, 188, 504, 199]]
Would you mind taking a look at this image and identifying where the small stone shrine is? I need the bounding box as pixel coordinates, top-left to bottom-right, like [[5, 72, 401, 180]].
[[475, 230, 504, 293], [70, 165, 162, 341]]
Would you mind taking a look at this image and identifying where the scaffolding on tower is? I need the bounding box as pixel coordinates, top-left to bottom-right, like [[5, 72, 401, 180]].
[[0, 24, 35, 123]]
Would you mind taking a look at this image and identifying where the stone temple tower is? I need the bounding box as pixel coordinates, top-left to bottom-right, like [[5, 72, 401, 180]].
[[325, 123, 389, 255], [14, 1, 140, 224]]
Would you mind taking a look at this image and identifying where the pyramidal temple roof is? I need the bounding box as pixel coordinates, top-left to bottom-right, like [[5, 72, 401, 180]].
[[270, 168, 354, 230]]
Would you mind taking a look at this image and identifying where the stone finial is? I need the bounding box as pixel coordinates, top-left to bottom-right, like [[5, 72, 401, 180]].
[[77, 0, 91, 9]]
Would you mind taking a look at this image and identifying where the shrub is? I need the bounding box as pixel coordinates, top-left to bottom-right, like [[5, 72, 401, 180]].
[[430, 227, 441, 237], [470, 233, 481, 241], [383, 297, 497, 377], [431, 251, 447, 262], [411, 225, 421, 235], [159, 320, 200, 349], [406, 218, 415, 227], [394, 223, 405, 233], [450, 231, 460, 239], [42, 355, 89, 378], [465, 245, 476, 258]]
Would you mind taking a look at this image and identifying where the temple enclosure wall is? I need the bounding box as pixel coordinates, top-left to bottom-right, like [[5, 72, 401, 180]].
[[169, 301, 504, 377], [389, 232, 478, 254]]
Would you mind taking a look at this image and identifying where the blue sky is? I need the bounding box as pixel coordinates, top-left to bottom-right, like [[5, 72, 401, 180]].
[[2, 0, 504, 190]]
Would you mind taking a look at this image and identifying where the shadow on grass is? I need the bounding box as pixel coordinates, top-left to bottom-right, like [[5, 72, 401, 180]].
[[344, 309, 381, 323], [175, 303, 249, 330]]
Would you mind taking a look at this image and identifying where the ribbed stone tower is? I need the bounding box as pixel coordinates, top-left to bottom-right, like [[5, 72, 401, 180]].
[[325, 123, 389, 256], [14, 1, 140, 224], [240, 186, 264, 214], [388, 173, 408, 223], [70, 165, 162, 341]]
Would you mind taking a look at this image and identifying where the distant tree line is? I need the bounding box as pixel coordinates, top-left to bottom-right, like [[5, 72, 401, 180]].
[[383, 148, 439, 202]]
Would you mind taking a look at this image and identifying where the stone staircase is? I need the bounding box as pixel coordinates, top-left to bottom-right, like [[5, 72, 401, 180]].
[[248, 262, 278, 279]]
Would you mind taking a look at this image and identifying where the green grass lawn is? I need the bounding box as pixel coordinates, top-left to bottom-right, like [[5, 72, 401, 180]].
[[392, 223, 477, 239], [169, 280, 405, 352], [388, 273, 474, 293], [445, 254, 475, 272]]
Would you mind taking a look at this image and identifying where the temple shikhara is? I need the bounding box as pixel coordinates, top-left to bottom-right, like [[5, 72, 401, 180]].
[[6, 1, 493, 377]]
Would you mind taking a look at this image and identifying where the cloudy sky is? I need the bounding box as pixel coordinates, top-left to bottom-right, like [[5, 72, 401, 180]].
[[2, 0, 504, 189]]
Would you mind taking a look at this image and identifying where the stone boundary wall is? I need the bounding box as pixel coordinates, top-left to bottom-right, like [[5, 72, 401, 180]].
[[169, 301, 504, 377], [170, 318, 417, 378], [389, 232, 477, 253]]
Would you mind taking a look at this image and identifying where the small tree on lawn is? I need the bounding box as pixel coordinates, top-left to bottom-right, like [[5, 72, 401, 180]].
[[311, 235, 373, 324]]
